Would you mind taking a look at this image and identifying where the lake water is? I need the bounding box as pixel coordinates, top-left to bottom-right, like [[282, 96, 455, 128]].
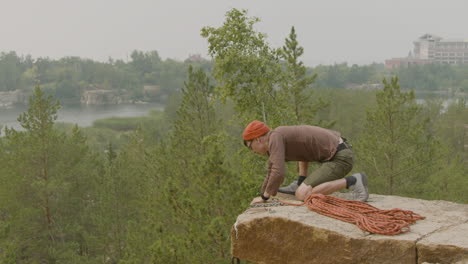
[[0, 103, 164, 131], [0, 97, 461, 131]]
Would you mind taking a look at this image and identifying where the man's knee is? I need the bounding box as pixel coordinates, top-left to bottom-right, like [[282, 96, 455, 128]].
[[295, 183, 313, 201]]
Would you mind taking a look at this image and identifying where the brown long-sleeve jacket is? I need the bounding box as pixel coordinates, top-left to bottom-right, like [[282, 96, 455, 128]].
[[261, 125, 341, 196]]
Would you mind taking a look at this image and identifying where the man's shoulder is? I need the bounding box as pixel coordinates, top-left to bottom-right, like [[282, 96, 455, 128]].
[[274, 125, 340, 137], [270, 126, 309, 139], [274, 125, 318, 132]]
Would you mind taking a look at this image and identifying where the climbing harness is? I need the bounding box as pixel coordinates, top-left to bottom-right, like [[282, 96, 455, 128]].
[[281, 194, 425, 235]]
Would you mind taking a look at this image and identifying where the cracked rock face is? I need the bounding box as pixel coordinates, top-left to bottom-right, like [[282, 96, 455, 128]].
[[231, 193, 468, 264]]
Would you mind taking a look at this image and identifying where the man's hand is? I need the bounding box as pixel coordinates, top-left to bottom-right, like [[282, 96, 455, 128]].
[[250, 196, 266, 204]]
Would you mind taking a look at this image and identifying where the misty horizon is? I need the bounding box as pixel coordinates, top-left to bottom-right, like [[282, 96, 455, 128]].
[[1, 0, 467, 66]]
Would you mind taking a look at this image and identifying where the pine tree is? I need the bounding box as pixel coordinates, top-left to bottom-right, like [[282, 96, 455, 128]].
[[355, 77, 439, 196], [171, 66, 217, 158], [0, 86, 99, 263], [427, 99, 468, 203], [135, 66, 246, 263], [280, 26, 329, 126]]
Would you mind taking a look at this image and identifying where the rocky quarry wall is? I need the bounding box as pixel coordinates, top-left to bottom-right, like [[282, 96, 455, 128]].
[[0, 90, 29, 108], [80, 90, 122, 105]]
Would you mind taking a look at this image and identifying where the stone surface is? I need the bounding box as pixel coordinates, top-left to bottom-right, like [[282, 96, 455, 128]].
[[417, 223, 468, 264], [231, 193, 468, 264]]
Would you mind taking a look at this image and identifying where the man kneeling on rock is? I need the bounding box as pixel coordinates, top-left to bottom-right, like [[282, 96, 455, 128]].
[[243, 120, 369, 204]]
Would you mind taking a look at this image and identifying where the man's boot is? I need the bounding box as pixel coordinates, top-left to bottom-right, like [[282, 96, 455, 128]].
[[278, 180, 300, 195], [349, 172, 369, 202]]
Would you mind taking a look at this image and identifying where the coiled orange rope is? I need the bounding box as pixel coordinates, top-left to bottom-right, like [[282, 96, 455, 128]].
[[281, 194, 425, 235]]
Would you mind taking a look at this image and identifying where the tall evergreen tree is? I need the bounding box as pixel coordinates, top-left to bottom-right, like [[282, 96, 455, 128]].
[[280, 26, 329, 126], [171, 66, 216, 157], [427, 99, 468, 203], [91, 132, 153, 263], [139, 66, 245, 263], [355, 77, 439, 196], [0, 86, 99, 263]]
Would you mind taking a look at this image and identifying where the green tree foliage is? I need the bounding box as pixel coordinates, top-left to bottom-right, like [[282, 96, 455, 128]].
[[91, 134, 153, 263], [0, 51, 33, 91], [280, 26, 330, 126], [435, 99, 467, 158], [201, 10, 337, 128], [0, 50, 201, 104], [393, 64, 455, 92], [130, 50, 162, 84], [201, 9, 289, 126], [355, 77, 439, 196], [312, 63, 384, 89], [103, 66, 247, 263], [148, 66, 244, 263], [1, 8, 467, 264], [0, 86, 100, 263], [316, 88, 377, 139], [311, 63, 468, 95], [427, 99, 468, 203], [1, 48, 467, 107], [171, 66, 216, 152]]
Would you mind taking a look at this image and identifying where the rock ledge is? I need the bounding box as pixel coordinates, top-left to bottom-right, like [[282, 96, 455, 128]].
[[231, 193, 468, 264]]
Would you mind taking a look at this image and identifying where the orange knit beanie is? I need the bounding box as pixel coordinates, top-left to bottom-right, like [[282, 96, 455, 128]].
[[243, 120, 270, 140]]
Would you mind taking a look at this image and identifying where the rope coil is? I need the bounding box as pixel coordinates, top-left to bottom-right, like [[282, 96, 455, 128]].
[[281, 194, 425, 235]]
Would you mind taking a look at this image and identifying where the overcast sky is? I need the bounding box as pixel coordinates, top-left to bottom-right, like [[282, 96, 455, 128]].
[[1, 0, 467, 66]]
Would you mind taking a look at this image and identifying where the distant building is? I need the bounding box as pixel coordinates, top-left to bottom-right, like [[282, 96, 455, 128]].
[[385, 34, 468, 69]]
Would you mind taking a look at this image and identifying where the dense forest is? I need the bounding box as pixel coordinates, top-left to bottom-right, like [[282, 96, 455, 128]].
[[1, 39, 467, 105], [0, 50, 212, 104], [0, 8, 467, 264]]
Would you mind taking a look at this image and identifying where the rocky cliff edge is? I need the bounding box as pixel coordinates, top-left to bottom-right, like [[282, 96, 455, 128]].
[[231, 193, 468, 264]]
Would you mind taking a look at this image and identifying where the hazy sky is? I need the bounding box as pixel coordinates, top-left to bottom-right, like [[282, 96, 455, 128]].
[[1, 0, 467, 66]]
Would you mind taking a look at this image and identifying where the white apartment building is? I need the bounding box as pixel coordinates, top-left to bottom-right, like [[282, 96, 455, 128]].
[[414, 34, 468, 64]]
